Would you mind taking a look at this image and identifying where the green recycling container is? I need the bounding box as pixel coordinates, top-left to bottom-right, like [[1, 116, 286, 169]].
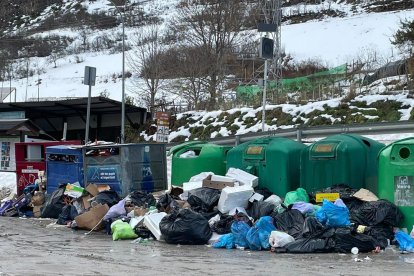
[[378, 137, 414, 233], [226, 137, 306, 197], [300, 134, 385, 194], [170, 141, 232, 186]]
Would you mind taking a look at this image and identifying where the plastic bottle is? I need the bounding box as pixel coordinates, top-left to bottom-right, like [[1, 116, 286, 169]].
[[351, 247, 359, 255]]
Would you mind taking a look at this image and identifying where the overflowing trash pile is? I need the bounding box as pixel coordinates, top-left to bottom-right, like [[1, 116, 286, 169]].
[[1, 168, 414, 255]]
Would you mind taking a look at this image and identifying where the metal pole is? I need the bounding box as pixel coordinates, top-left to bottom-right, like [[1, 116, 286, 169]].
[[108, 0, 126, 144], [121, 10, 125, 144], [262, 59, 268, 132], [85, 85, 92, 145]]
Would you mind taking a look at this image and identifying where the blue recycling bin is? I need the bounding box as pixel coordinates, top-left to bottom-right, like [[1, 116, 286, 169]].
[[83, 143, 167, 197], [46, 145, 84, 194]]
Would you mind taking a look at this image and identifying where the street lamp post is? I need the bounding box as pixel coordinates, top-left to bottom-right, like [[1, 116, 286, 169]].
[[109, 0, 126, 144]]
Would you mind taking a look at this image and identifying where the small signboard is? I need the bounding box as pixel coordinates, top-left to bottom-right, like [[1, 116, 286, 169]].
[[156, 112, 170, 143], [84, 66, 97, 86], [394, 176, 414, 207]]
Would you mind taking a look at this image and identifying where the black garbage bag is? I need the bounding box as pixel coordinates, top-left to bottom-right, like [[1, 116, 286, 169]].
[[300, 217, 326, 239], [41, 184, 67, 219], [57, 205, 78, 225], [356, 225, 394, 249], [170, 187, 184, 199], [211, 215, 234, 234], [253, 188, 273, 200], [156, 193, 179, 213], [343, 197, 365, 213], [159, 208, 212, 245], [129, 191, 156, 207], [285, 238, 335, 253], [272, 209, 305, 239], [94, 191, 121, 207], [234, 212, 253, 227], [134, 226, 155, 239], [350, 199, 403, 227], [248, 201, 275, 221], [187, 188, 221, 213], [196, 210, 220, 220], [313, 184, 357, 201], [333, 228, 379, 253]]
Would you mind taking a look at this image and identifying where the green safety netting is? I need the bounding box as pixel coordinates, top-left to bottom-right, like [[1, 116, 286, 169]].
[[236, 64, 347, 98]]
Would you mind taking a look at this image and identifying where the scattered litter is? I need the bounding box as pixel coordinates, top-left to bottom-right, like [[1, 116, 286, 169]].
[[351, 247, 359, 255], [354, 258, 363, 262], [364, 256, 372, 261], [402, 257, 414, 264]]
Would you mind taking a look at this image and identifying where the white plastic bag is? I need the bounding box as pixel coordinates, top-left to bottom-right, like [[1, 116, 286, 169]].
[[269, 231, 295, 248]]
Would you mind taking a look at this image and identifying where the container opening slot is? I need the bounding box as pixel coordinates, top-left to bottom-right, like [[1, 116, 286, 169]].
[[362, 139, 371, 147], [399, 147, 410, 159]]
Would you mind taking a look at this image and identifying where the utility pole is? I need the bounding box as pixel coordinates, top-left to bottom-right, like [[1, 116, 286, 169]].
[[109, 0, 126, 144]]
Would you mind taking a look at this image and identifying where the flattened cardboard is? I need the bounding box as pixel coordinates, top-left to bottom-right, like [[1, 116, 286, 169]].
[[75, 203, 109, 231], [82, 195, 92, 210], [202, 175, 235, 190], [85, 184, 99, 196]]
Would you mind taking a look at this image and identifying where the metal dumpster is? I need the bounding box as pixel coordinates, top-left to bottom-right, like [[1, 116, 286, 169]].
[[170, 141, 232, 186], [378, 137, 414, 233], [46, 145, 84, 194], [83, 143, 167, 196], [300, 134, 384, 194], [15, 140, 81, 195], [226, 137, 306, 197]]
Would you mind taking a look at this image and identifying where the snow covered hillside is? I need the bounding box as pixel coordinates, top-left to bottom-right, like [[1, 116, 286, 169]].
[[1, 0, 412, 106]]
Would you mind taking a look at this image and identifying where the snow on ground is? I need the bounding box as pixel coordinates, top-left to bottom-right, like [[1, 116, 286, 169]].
[[282, 8, 414, 65], [0, 172, 17, 201], [3, 3, 413, 106]]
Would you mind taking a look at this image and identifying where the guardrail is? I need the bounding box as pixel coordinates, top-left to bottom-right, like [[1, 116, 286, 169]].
[[166, 120, 414, 149]]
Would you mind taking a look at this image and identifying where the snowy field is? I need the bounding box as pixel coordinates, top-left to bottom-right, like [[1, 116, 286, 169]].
[[3, 2, 413, 105]]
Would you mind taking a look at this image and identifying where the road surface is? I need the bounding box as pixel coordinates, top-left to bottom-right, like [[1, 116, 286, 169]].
[[0, 217, 413, 276]]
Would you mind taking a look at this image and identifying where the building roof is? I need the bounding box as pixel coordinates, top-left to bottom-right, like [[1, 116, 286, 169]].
[[0, 118, 41, 136], [0, 96, 147, 119]]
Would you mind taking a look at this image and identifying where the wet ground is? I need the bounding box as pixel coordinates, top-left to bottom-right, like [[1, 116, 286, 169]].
[[0, 217, 413, 276]]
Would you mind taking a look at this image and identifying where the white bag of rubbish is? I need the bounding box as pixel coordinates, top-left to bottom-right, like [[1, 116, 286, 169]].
[[189, 172, 214, 182], [217, 185, 254, 214], [179, 150, 197, 158], [226, 168, 258, 187], [269, 231, 295, 248]]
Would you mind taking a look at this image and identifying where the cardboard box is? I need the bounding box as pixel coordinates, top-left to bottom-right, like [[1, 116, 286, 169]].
[[202, 175, 235, 190], [81, 195, 92, 210], [226, 168, 259, 187], [64, 183, 84, 198], [85, 184, 99, 196], [75, 203, 109, 231], [33, 205, 42, 218]]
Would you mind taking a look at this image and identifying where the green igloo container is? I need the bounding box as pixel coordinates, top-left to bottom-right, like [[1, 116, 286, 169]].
[[378, 137, 414, 233]]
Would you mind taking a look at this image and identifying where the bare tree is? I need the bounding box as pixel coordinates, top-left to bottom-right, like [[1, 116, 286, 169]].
[[170, 0, 249, 110], [128, 25, 165, 114], [164, 46, 209, 110]]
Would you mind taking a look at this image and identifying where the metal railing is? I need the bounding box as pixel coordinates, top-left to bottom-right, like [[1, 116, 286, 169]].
[[166, 120, 414, 149]]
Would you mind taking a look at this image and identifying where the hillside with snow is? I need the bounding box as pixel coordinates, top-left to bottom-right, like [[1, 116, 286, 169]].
[[1, 0, 414, 142]]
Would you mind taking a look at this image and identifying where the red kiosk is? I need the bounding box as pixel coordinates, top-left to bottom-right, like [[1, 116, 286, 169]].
[[15, 140, 80, 195]]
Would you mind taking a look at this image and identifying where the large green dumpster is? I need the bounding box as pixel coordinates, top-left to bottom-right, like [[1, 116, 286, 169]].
[[226, 137, 306, 197], [170, 141, 232, 186], [300, 134, 385, 194], [378, 137, 414, 233]]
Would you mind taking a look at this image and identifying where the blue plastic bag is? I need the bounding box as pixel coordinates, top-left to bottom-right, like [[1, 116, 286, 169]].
[[315, 199, 350, 228], [213, 233, 235, 249], [395, 230, 414, 252], [231, 221, 250, 248], [246, 216, 276, 250]]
